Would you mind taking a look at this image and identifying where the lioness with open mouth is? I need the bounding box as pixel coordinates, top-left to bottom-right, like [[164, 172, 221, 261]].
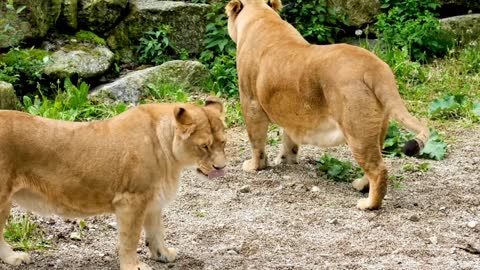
[[0, 97, 226, 270], [226, 0, 430, 210]]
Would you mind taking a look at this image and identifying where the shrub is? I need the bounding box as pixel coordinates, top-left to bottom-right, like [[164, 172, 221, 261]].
[[376, 0, 455, 62], [316, 154, 363, 182], [137, 25, 177, 65]]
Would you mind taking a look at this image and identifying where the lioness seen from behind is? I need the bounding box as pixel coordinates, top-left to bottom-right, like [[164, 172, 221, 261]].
[[226, 0, 430, 210], [0, 97, 226, 270]]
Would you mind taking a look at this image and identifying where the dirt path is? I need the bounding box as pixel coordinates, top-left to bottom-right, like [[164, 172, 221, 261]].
[[3, 125, 480, 270]]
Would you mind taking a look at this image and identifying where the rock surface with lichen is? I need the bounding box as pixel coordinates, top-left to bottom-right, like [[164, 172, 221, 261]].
[[78, 0, 129, 34], [90, 60, 210, 104], [0, 81, 19, 110], [441, 14, 480, 45], [107, 0, 209, 63], [44, 45, 114, 79]]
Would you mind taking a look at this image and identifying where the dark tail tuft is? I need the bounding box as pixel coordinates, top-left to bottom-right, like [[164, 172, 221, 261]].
[[403, 139, 421, 156]]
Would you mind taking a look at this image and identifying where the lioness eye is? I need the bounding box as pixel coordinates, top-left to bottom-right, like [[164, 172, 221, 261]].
[[201, 144, 209, 150]]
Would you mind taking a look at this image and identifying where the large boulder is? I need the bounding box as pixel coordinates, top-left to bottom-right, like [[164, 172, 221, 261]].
[[441, 14, 480, 45], [57, 0, 79, 30], [328, 0, 381, 27], [44, 44, 114, 79], [107, 0, 209, 63], [0, 0, 62, 48], [0, 81, 19, 110], [90, 60, 210, 104], [78, 0, 129, 34]]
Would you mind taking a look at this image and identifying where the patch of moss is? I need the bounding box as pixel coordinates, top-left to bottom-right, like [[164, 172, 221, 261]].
[[0, 49, 49, 65], [75, 30, 106, 46]]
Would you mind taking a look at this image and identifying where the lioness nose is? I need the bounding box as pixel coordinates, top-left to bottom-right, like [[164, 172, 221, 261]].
[[213, 165, 225, 170]]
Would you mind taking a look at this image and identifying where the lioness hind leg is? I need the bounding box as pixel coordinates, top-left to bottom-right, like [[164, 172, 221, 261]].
[[0, 202, 31, 266], [241, 99, 269, 171], [273, 131, 299, 166], [143, 206, 177, 263]]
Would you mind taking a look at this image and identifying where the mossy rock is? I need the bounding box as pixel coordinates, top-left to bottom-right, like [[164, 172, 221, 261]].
[[327, 0, 380, 27], [75, 30, 106, 45], [57, 0, 79, 30], [78, 0, 129, 34], [441, 14, 480, 45], [107, 1, 209, 63], [0, 0, 62, 48], [0, 81, 19, 110]]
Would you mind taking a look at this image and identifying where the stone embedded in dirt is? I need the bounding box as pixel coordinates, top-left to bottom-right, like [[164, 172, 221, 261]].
[[70, 232, 82, 241], [294, 184, 308, 192], [239, 185, 251, 193], [440, 206, 447, 211], [108, 221, 117, 229], [311, 186, 321, 192], [327, 219, 339, 225], [467, 221, 477, 228], [227, 249, 239, 255], [407, 214, 420, 222], [429, 236, 438, 245]]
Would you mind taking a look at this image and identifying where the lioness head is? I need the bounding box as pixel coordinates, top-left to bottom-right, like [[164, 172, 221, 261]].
[[172, 96, 227, 179], [226, 0, 282, 43]]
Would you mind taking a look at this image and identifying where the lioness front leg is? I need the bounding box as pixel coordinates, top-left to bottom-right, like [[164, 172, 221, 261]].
[[0, 203, 31, 266], [273, 131, 299, 166], [114, 194, 151, 270], [241, 99, 269, 171], [143, 206, 176, 263]]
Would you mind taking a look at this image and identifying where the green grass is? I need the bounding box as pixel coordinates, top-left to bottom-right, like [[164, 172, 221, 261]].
[[4, 214, 50, 251]]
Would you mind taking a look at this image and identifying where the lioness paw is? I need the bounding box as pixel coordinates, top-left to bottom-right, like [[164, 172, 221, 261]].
[[357, 198, 381, 210], [151, 247, 177, 263], [273, 154, 297, 166], [242, 158, 267, 172], [133, 262, 153, 270], [3, 251, 31, 265], [352, 176, 369, 192]]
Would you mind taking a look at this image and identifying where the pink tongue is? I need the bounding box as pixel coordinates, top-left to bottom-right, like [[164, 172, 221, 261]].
[[208, 168, 226, 179]]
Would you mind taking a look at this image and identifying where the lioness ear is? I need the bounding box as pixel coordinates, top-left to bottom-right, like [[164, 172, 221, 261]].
[[226, 0, 243, 17], [174, 106, 195, 138], [205, 96, 224, 114], [267, 0, 282, 12]]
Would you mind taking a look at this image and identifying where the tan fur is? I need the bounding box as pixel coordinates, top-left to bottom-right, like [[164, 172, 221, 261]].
[[0, 97, 226, 269], [226, 0, 430, 210]]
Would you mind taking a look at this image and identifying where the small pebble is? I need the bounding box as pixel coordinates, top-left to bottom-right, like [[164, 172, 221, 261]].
[[69, 232, 81, 241], [311, 186, 320, 192], [239, 185, 251, 193], [326, 219, 338, 225], [439, 206, 446, 211], [429, 236, 438, 245], [408, 214, 420, 222], [227, 249, 238, 255], [467, 221, 477, 228]]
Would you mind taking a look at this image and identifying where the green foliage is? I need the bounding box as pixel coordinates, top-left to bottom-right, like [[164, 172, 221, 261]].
[[224, 99, 244, 127], [401, 162, 431, 173], [376, 0, 455, 62], [0, 1, 26, 48], [429, 94, 480, 121], [144, 82, 189, 103], [137, 25, 177, 65], [316, 154, 363, 182], [0, 48, 49, 91], [23, 78, 128, 121], [4, 214, 50, 251], [281, 0, 348, 44], [75, 30, 106, 45], [420, 130, 447, 160], [200, 2, 238, 98], [383, 122, 447, 160]]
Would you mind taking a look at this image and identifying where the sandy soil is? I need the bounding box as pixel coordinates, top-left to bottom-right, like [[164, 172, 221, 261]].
[[2, 125, 480, 270]]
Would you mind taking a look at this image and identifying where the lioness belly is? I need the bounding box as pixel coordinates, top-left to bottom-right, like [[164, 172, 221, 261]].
[[13, 189, 113, 218], [287, 118, 346, 147]]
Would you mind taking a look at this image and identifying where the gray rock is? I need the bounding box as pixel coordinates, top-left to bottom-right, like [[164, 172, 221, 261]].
[[328, 0, 381, 27], [0, 81, 19, 110], [441, 14, 480, 45], [0, 0, 62, 48], [90, 60, 209, 104], [78, 0, 129, 33], [59, 0, 79, 30], [239, 185, 251, 193], [44, 45, 114, 79], [107, 0, 209, 63], [407, 214, 420, 222], [467, 221, 477, 228]]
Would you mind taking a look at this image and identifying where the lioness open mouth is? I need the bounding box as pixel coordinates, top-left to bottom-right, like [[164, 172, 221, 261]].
[[197, 168, 226, 179]]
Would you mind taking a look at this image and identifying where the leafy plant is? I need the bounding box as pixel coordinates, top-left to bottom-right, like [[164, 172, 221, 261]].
[[383, 122, 447, 160], [0, 1, 26, 48], [4, 214, 50, 251], [23, 78, 128, 121], [316, 154, 363, 182], [401, 162, 431, 173], [137, 25, 177, 65], [144, 82, 189, 103], [281, 0, 348, 44], [199, 2, 239, 98], [429, 94, 480, 121], [376, 0, 455, 62], [224, 99, 244, 127]]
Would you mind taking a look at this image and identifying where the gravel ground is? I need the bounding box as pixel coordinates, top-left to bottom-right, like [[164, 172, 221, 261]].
[[2, 124, 480, 270]]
